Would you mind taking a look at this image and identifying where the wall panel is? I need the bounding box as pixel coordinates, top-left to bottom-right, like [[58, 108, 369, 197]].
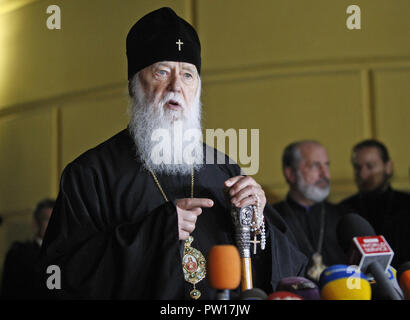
[[60, 88, 129, 169], [0, 109, 55, 214], [373, 68, 410, 190], [202, 70, 363, 201], [197, 0, 410, 72]]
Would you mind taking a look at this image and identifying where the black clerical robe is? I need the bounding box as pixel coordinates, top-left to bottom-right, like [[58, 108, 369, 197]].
[[1, 240, 52, 299], [273, 196, 346, 268], [339, 186, 410, 267], [40, 129, 307, 299]]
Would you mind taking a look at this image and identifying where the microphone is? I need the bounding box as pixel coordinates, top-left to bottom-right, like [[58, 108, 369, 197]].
[[207, 245, 241, 300], [319, 264, 371, 300], [397, 262, 410, 300], [267, 291, 304, 300], [276, 277, 320, 300], [336, 213, 376, 253], [238, 288, 268, 300], [337, 213, 402, 300], [369, 266, 404, 300]]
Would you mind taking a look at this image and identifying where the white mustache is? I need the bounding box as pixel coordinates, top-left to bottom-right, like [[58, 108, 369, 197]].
[[160, 92, 185, 109]]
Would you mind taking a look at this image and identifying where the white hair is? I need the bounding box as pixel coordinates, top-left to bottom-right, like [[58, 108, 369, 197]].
[[128, 73, 203, 176]]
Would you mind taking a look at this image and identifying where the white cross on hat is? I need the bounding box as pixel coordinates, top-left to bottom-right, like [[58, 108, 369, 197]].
[[176, 39, 184, 51]]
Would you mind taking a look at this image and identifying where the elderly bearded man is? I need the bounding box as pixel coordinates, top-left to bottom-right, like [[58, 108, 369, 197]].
[[40, 8, 306, 299], [273, 141, 346, 282]]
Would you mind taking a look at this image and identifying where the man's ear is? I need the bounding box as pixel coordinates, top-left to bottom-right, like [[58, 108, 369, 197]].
[[385, 160, 393, 176], [284, 167, 296, 184]]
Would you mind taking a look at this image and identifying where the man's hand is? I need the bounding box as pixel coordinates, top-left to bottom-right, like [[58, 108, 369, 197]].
[[224, 176, 266, 210], [176, 198, 214, 240]]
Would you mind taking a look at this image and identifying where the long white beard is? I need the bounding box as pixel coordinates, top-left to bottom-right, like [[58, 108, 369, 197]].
[[296, 171, 330, 203], [128, 75, 203, 176]]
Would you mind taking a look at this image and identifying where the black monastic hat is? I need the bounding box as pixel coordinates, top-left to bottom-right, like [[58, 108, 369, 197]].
[[126, 7, 201, 80]]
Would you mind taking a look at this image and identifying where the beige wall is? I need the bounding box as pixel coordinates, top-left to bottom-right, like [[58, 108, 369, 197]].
[[0, 0, 409, 279]]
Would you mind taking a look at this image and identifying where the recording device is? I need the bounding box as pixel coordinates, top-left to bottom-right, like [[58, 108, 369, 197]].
[[238, 288, 267, 300], [319, 264, 372, 300], [397, 262, 410, 300], [207, 245, 241, 300], [337, 213, 402, 300], [267, 291, 304, 300], [276, 276, 320, 300], [350, 235, 394, 274]]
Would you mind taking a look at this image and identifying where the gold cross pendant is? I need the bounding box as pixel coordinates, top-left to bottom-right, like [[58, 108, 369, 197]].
[[250, 234, 261, 255]]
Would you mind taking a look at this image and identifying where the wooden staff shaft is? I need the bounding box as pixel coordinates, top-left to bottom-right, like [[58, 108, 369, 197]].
[[241, 257, 253, 291]]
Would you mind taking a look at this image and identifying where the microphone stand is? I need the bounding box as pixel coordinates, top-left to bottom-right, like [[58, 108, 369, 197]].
[[367, 263, 402, 300]]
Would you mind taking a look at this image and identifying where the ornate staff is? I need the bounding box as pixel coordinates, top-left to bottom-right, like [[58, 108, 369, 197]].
[[232, 205, 253, 290], [231, 194, 265, 291]]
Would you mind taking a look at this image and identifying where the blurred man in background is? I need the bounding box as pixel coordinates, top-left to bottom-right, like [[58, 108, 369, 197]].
[[273, 140, 346, 282], [339, 139, 410, 266], [1, 198, 54, 299]]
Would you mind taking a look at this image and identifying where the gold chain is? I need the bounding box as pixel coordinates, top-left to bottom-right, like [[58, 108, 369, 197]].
[[147, 166, 203, 300], [148, 167, 194, 201]]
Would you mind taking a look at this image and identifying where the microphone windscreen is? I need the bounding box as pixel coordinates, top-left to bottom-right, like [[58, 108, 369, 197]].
[[267, 291, 303, 300], [397, 262, 410, 280], [397, 262, 410, 300], [319, 264, 371, 300], [238, 288, 268, 300], [207, 245, 241, 290], [337, 213, 376, 252], [276, 276, 320, 300]]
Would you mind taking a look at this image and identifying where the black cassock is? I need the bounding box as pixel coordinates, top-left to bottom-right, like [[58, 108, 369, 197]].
[[40, 129, 307, 299], [273, 196, 347, 267], [1, 240, 53, 299], [339, 186, 410, 267]]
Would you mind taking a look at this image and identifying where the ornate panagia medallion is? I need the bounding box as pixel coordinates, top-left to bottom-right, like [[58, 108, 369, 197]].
[[182, 236, 206, 299]]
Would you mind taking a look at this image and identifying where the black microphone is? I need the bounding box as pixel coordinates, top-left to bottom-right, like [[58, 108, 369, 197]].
[[336, 213, 376, 253], [337, 213, 402, 300], [238, 288, 267, 300]]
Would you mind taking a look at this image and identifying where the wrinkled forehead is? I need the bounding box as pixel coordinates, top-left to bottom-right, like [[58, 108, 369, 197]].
[[299, 143, 328, 163]]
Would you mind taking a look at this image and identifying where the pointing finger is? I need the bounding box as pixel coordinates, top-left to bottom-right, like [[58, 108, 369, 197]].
[[177, 198, 214, 210]]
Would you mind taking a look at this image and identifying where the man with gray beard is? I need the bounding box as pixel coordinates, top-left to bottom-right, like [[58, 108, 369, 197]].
[[127, 64, 203, 177], [40, 7, 307, 299], [273, 140, 346, 282]]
